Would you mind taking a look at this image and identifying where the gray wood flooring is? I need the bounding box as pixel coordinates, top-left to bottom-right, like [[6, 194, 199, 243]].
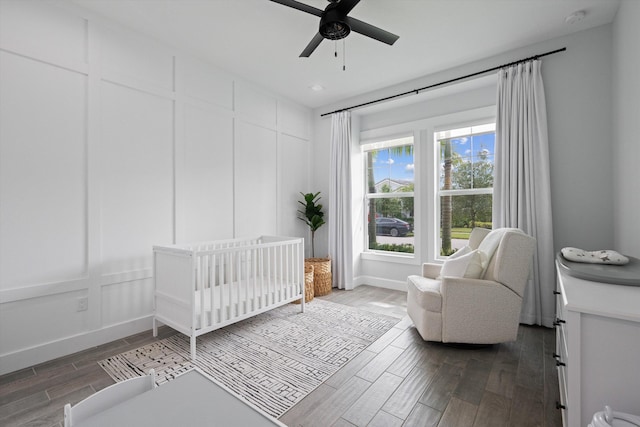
[[0, 285, 561, 427]]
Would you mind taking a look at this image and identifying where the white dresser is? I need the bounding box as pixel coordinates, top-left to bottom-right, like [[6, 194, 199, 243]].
[[555, 256, 640, 427]]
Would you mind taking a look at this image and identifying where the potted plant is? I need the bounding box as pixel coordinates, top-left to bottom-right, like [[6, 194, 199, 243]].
[[297, 192, 332, 296], [297, 192, 325, 258]]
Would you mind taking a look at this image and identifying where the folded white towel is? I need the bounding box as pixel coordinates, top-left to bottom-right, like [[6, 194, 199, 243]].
[[561, 247, 629, 265]]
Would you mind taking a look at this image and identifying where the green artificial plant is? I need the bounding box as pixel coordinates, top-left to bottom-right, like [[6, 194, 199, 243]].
[[297, 192, 325, 257]]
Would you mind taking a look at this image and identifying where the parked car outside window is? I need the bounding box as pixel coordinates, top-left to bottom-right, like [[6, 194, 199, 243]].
[[375, 217, 411, 237]]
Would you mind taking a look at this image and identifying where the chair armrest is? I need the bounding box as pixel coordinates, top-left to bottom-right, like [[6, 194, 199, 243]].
[[440, 277, 509, 296], [440, 277, 521, 318], [422, 263, 442, 279], [439, 277, 522, 343]]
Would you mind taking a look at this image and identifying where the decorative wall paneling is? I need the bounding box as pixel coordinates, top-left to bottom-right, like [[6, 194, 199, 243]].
[[278, 133, 312, 239], [0, 0, 311, 374], [234, 122, 278, 238]]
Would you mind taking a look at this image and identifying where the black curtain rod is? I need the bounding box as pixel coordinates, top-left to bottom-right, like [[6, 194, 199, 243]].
[[320, 47, 566, 117]]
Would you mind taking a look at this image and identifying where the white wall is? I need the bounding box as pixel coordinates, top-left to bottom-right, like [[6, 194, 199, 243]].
[[313, 24, 617, 289], [612, 0, 640, 258], [0, 0, 311, 374]]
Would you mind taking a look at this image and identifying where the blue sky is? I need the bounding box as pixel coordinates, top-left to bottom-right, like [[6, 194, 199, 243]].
[[449, 133, 495, 163], [371, 132, 495, 185], [371, 148, 414, 184]]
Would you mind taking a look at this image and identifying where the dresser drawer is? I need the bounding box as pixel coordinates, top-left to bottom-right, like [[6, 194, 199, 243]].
[[557, 361, 568, 426]]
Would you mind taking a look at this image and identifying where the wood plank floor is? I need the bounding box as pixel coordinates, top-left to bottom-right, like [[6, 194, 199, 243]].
[[0, 285, 562, 427]]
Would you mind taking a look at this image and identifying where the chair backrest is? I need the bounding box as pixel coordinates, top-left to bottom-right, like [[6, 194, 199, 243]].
[[468, 227, 491, 250], [483, 230, 536, 297], [64, 369, 156, 426]]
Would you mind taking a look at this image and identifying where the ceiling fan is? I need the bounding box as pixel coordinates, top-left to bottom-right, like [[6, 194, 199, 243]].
[[270, 0, 399, 57]]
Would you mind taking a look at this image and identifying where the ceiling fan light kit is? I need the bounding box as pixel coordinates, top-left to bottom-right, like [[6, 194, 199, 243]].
[[320, 4, 351, 39], [270, 0, 399, 57]]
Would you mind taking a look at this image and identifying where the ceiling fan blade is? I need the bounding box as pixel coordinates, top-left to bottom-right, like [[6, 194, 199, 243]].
[[300, 32, 325, 57], [269, 0, 323, 17], [345, 16, 399, 45], [335, 0, 360, 15]]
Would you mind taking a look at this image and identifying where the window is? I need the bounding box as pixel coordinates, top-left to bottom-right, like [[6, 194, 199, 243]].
[[358, 105, 495, 264], [363, 136, 414, 254], [435, 123, 495, 256]]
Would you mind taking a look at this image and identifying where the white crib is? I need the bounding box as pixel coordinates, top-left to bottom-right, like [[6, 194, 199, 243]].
[[152, 236, 305, 360]]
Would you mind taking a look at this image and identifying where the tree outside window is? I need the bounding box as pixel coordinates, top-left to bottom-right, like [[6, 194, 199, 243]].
[[364, 137, 414, 254], [437, 124, 495, 256]]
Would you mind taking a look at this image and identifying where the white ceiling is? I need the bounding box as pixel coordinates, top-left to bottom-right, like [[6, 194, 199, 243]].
[[68, 0, 620, 109]]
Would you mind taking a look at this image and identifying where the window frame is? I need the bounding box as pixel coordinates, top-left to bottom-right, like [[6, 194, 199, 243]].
[[434, 123, 496, 259], [362, 134, 416, 261], [358, 105, 495, 265]]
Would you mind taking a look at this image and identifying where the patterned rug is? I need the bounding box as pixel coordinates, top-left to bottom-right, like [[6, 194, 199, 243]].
[[99, 299, 398, 418]]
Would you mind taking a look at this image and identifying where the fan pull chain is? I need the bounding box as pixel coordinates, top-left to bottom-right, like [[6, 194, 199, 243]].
[[335, 41, 338, 58], [343, 39, 346, 71]]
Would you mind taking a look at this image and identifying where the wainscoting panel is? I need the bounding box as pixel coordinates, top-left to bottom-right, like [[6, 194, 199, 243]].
[[0, 51, 88, 289], [278, 133, 310, 240], [99, 81, 174, 275], [100, 23, 174, 93], [0, 289, 89, 355], [101, 278, 154, 327], [179, 55, 233, 110], [278, 100, 311, 140], [235, 82, 278, 129], [0, 0, 87, 72], [180, 103, 234, 243], [234, 121, 278, 237]]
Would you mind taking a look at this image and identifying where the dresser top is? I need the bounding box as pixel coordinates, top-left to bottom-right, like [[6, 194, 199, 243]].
[[556, 252, 640, 286], [556, 258, 640, 322]]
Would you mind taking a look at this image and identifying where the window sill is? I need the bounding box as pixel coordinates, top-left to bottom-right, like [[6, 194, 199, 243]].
[[360, 251, 420, 265]]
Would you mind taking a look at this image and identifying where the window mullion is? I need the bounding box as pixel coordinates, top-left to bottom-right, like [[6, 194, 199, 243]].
[[438, 188, 492, 196], [367, 192, 414, 199]]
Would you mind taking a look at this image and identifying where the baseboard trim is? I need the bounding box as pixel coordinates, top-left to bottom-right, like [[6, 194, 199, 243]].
[[0, 316, 153, 375], [354, 276, 407, 292]]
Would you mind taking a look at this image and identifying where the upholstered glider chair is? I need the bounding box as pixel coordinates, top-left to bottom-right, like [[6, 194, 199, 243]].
[[407, 228, 536, 344]]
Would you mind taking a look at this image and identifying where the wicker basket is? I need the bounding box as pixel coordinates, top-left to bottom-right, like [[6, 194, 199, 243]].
[[305, 258, 332, 296], [292, 264, 314, 304]]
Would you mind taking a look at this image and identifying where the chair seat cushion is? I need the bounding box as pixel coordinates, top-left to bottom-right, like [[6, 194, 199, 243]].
[[407, 275, 442, 312]]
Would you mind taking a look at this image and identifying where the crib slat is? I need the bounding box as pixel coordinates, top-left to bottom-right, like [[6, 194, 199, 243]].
[[218, 254, 224, 322], [266, 247, 271, 306], [252, 248, 257, 310], [227, 252, 232, 319], [284, 243, 288, 300], [276, 246, 280, 303], [273, 246, 278, 303], [298, 242, 304, 312], [199, 255, 206, 329], [236, 250, 241, 316], [245, 248, 250, 312], [191, 252, 197, 355], [288, 244, 291, 299], [260, 248, 269, 305], [209, 254, 215, 325]]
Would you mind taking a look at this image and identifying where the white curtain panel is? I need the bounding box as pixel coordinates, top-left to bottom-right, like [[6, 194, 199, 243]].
[[494, 60, 555, 327], [328, 111, 354, 290]]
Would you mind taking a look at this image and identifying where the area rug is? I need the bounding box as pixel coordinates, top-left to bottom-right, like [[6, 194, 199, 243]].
[[99, 299, 399, 418]]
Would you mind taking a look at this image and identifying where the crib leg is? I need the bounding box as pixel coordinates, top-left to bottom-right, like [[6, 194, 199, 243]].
[[301, 289, 305, 313], [191, 336, 197, 361], [152, 317, 158, 337]]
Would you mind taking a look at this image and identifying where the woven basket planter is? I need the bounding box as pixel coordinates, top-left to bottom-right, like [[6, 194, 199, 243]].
[[292, 264, 314, 304], [305, 258, 332, 296]]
